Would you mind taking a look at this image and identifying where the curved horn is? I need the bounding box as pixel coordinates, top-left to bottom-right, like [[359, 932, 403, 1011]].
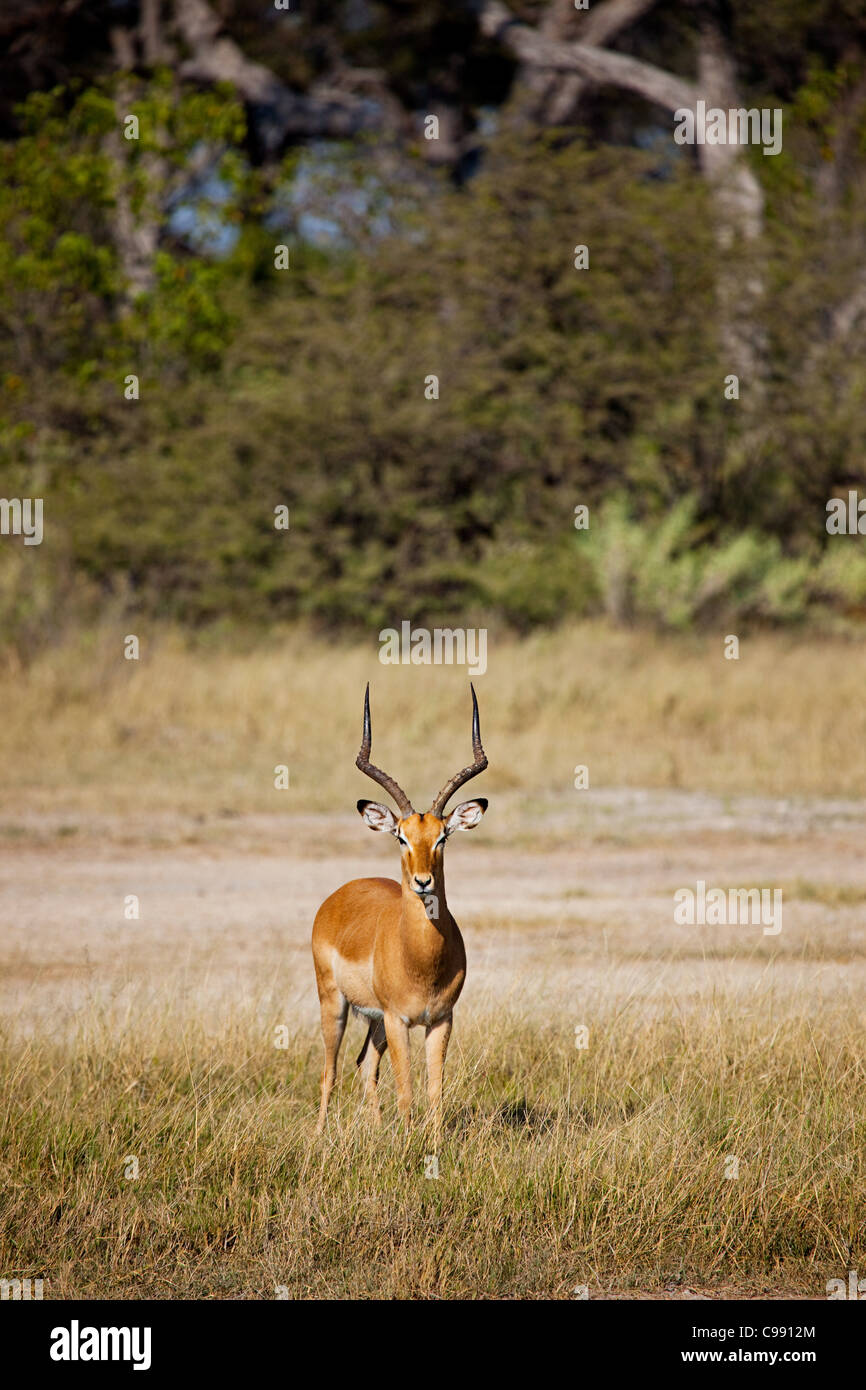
[[430, 683, 488, 817], [355, 683, 414, 816]]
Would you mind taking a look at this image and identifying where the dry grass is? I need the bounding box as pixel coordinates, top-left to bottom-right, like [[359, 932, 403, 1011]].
[[3, 621, 866, 818], [1, 989, 863, 1300]]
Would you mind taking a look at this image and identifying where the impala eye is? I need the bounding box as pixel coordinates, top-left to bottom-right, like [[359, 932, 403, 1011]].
[[397, 834, 409, 847], [434, 836, 446, 850]]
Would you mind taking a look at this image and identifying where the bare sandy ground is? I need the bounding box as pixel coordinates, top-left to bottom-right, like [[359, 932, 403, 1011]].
[[3, 787, 865, 1039]]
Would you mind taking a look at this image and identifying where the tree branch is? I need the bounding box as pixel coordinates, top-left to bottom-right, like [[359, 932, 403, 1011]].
[[478, 0, 695, 115], [530, 0, 659, 124], [581, 0, 659, 46], [173, 0, 379, 152]]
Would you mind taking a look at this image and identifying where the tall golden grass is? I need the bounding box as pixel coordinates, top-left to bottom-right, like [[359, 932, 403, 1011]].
[[1, 986, 862, 1299], [2, 621, 866, 817]]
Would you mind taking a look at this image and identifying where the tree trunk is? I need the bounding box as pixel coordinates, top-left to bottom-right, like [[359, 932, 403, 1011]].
[[479, 1, 766, 377], [106, 33, 164, 307], [695, 18, 765, 379]]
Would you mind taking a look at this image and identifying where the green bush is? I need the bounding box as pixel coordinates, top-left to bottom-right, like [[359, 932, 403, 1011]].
[[2, 89, 866, 647]]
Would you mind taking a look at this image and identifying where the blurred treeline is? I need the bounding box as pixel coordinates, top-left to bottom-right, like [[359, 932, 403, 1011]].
[[1, 0, 866, 652]]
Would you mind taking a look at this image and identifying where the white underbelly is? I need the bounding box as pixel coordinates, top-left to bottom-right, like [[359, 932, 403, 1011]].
[[351, 1003, 384, 1021]]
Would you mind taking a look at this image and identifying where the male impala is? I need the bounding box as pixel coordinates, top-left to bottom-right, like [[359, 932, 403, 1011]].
[[312, 684, 488, 1134]]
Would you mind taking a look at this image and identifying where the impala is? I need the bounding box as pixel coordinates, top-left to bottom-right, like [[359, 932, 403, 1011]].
[[312, 684, 488, 1134]]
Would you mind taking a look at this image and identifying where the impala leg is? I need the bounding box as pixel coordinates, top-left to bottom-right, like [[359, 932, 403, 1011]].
[[358, 1018, 388, 1126], [384, 1011, 412, 1126], [425, 1014, 452, 1147], [316, 991, 348, 1134]]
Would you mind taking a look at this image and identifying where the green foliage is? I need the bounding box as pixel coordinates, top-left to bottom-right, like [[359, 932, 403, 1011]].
[[0, 88, 116, 378], [3, 69, 866, 646], [0, 80, 247, 394], [578, 496, 812, 629]]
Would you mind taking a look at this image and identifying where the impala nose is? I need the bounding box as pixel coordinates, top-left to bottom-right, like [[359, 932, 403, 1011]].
[[414, 875, 432, 892]]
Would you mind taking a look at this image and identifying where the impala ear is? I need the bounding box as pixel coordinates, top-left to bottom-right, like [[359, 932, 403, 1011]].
[[357, 800, 399, 834], [445, 798, 488, 835]]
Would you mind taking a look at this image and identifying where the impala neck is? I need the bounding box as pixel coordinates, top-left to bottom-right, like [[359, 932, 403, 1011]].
[[399, 864, 453, 943]]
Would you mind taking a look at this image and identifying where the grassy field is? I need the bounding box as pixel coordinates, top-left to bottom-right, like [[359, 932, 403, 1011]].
[[3, 620, 866, 818], [2, 995, 862, 1299], [1, 625, 865, 1299]]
